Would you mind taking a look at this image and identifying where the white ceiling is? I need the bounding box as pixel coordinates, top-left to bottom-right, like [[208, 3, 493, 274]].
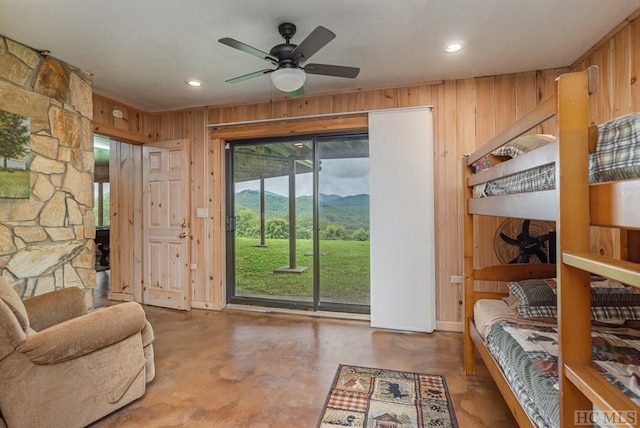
[[1, 0, 639, 112]]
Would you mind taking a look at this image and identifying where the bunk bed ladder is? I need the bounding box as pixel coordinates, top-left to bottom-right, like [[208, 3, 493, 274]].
[[557, 67, 640, 427]]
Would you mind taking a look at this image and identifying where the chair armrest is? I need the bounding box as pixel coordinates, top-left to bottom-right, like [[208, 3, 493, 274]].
[[17, 302, 147, 364], [23, 287, 86, 331]]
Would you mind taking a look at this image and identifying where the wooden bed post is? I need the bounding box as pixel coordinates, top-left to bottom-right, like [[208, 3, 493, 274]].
[[556, 69, 593, 426], [463, 155, 475, 375]]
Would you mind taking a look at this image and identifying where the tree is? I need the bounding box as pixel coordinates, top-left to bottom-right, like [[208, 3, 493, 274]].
[[320, 223, 350, 240], [352, 228, 370, 241], [266, 218, 288, 239], [296, 213, 313, 239], [0, 111, 29, 169], [235, 206, 260, 238]]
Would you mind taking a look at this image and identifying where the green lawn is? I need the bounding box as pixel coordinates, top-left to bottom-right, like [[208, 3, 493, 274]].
[[0, 169, 29, 198], [234, 237, 370, 305]]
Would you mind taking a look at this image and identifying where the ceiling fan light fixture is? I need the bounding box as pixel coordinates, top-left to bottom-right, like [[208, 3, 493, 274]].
[[271, 68, 306, 92]]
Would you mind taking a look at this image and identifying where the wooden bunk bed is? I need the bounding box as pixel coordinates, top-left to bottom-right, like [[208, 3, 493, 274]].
[[463, 67, 640, 427]]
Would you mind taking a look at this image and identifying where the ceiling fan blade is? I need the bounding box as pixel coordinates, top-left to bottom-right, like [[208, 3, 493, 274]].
[[522, 219, 531, 237], [291, 26, 336, 62], [225, 69, 274, 84], [304, 63, 360, 78], [289, 86, 305, 98], [218, 37, 278, 65]]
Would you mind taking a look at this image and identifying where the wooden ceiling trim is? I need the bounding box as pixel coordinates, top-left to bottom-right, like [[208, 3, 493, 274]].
[[210, 114, 368, 140], [92, 123, 152, 145]]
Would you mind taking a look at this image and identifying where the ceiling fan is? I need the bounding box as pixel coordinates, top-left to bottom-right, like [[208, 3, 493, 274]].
[[218, 23, 360, 96]]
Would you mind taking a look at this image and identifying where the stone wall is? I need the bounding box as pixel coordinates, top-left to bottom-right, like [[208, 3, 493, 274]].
[[0, 35, 96, 307]]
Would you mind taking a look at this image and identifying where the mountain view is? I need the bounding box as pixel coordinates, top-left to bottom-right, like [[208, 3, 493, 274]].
[[235, 189, 369, 231]]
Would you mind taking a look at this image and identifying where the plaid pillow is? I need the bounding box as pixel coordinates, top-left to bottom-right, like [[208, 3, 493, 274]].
[[508, 277, 640, 320], [589, 112, 640, 183], [491, 134, 555, 158]]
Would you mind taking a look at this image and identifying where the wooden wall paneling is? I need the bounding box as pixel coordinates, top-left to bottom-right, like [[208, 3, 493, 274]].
[[614, 25, 631, 116], [589, 32, 623, 259], [113, 104, 133, 131], [131, 144, 144, 303], [398, 85, 431, 107], [487, 74, 518, 294], [456, 78, 478, 324], [475, 76, 507, 294], [436, 80, 462, 323], [184, 109, 217, 309], [433, 83, 446, 322], [631, 17, 640, 111], [601, 38, 615, 121], [331, 91, 366, 113], [329, 93, 349, 113], [590, 28, 624, 256], [315, 95, 334, 115], [245, 102, 273, 121], [93, 94, 145, 135], [364, 88, 399, 110], [495, 74, 518, 129], [207, 107, 222, 126], [210, 137, 226, 309], [108, 142, 122, 295], [156, 112, 184, 140], [515, 72, 538, 121], [286, 96, 326, 117], [93, 96, 109, 128], [143, 114, 158, 141], [108, 141, 143, 301], [270, 99, 289, 118], [473, 77, 496, 291], [536, 68, 565, 134], [572, 51, 597, 122]]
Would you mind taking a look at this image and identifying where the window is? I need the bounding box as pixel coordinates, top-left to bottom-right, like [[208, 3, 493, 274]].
[[94, 182, 110, 227]]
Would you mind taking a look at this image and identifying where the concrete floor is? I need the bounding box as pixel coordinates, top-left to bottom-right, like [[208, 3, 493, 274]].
[[90, 272, 517, 427]]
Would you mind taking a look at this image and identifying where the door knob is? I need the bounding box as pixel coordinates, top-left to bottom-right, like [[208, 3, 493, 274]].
[[179, 232, 187, 239]]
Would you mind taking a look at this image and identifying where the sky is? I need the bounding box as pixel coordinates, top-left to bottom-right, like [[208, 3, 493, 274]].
[[234, 158, 370, 197]]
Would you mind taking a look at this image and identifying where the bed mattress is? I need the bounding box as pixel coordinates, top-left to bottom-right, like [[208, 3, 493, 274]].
[[476, 112, 640, 197], [474, 299, 640, 428]]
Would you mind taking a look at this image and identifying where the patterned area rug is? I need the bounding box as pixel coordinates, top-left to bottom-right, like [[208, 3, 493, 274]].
[[318, 365, 458, 428]]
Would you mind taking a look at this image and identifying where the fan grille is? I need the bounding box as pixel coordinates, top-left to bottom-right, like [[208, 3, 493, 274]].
[[494, 219, 556, 264]]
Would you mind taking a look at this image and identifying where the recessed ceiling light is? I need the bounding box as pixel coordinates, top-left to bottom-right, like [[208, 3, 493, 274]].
[[443, 42, 464, 53], [185, 79, 204, 87]]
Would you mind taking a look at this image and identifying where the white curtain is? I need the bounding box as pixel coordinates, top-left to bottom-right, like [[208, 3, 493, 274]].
[[368, 107, 435, 332]]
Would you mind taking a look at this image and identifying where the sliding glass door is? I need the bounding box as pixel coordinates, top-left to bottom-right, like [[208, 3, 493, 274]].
[[316, 136, 370, 308], [226, 133, 369, 313]]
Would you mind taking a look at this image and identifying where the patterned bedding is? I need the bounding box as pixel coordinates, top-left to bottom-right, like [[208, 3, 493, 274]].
[[477, 112, 640, 197], [486, 320, 640, 428]]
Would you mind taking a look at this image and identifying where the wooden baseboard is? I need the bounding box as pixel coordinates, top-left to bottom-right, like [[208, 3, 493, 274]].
[[191, 301, 223, 310], [436, 321, 463, 332], [107, 292, 133, 301]]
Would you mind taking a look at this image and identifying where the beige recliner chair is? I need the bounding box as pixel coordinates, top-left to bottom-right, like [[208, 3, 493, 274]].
[[0, 277, 155, 428]]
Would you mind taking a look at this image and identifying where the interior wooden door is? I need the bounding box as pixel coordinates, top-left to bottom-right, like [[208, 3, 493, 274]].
[[142, 139, 191, 310]]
